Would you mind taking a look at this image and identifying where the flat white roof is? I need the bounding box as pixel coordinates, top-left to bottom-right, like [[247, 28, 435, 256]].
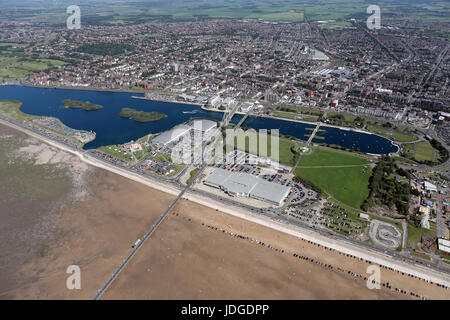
[[192, 119, 217, 132], [424, 181, 438, 191], [438, 239, 450, 253], [204, 168, 291, 205], [153, 124, 191, 145]]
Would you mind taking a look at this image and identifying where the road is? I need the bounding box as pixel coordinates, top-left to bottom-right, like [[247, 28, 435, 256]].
[[1, 114, 449, 293], [92, 101, 251, 300]]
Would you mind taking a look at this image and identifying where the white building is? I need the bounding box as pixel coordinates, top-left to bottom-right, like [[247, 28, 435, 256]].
[[204, 168, 291, 206], [240, 102, 253, 113], [207, 95, 221, 108], [152, 124, 191, 146]]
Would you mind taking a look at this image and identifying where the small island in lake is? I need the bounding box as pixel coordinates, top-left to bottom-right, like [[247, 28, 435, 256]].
[[119, 107, 167, 122], [63, 99, 104, 111]]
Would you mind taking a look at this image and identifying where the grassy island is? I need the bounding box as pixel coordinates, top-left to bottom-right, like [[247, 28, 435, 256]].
[[119, 107, 167, 122], [63, 99, 103, 111]]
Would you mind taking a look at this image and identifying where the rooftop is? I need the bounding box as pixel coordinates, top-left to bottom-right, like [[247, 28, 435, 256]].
[[204, 168, 291, 205]]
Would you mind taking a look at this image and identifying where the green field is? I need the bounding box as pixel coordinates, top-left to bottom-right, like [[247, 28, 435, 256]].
[[229, 130, 300, 166], [297, 147, 370, 167], [296, 166, 372, 208], [295, 147, 372, 208], [403, 141, 439, 162], [97, 145, 133, 162], [186, 168, 199, 185], [0, 100, 38, 122], [272, 111, 296, 120], [367, 125, 390, 136], [3, 0, 447, 23], [366, 124, 416, 143], [0, 56, 66, 80], [326, 112, 356, 122]]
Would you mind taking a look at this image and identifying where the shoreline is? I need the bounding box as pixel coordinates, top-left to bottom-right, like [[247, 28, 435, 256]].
[[6, 83, 146, 94], [0, 116, 449, 288], [2, 84, 399, 153], [201, 104, 400, 153]]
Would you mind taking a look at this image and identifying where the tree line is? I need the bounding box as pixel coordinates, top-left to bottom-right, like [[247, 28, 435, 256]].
[[361, 156, 411, 215]]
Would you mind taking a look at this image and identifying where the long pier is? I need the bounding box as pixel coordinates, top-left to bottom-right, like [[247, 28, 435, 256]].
[[92, 103, 249, 300]]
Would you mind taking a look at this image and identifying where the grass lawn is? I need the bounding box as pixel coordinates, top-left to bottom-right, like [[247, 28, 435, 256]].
[[326, 112, 357, 122], [297, 147, 370, 167], [186, 168, 199, 185], [367, 125, 390, 136], [295, 165, 372, 208], [0, 56, 66, 80], [137, 133, 157, 144], [272, 111, 296, 120], [393, 156, 417, 165], [392, 126, 416, 142], [300, 114, 319, 122], [229, 131, 300, 166], [0, 100, 38, 122], [403, 141, 439, 162], [295, 147, 372, 208], [367, 124, 416, 143], [97, 146, 133, 162]]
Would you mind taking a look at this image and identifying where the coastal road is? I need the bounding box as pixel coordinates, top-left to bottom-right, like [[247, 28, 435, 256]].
[[2, 115, 450, 293]]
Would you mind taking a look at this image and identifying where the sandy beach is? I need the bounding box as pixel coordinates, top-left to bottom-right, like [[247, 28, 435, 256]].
[[0, 120, 449, 300], [102, 199, 450, 299]]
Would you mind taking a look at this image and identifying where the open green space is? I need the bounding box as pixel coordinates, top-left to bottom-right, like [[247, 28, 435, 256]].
[[391, 126, 416, 143], [272, 111, 296, 120], [0, 56, 66, 80], [1, 0, 448, 23], [97, 145, 133, 162], [366, 123, 416, 143], [0, 99, 38, 122], [229, 130, 301, 166], [327, 112, 356, 122], [297, 147, 370, 167], [367, 125, 390, 136], [186, 168, 199, 185], [295, 165, 372, 208], [323, 113, 366, 129], [402, 141, 440, 162], [137, 133, 157, 144], [295, 147, 372, 208]]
